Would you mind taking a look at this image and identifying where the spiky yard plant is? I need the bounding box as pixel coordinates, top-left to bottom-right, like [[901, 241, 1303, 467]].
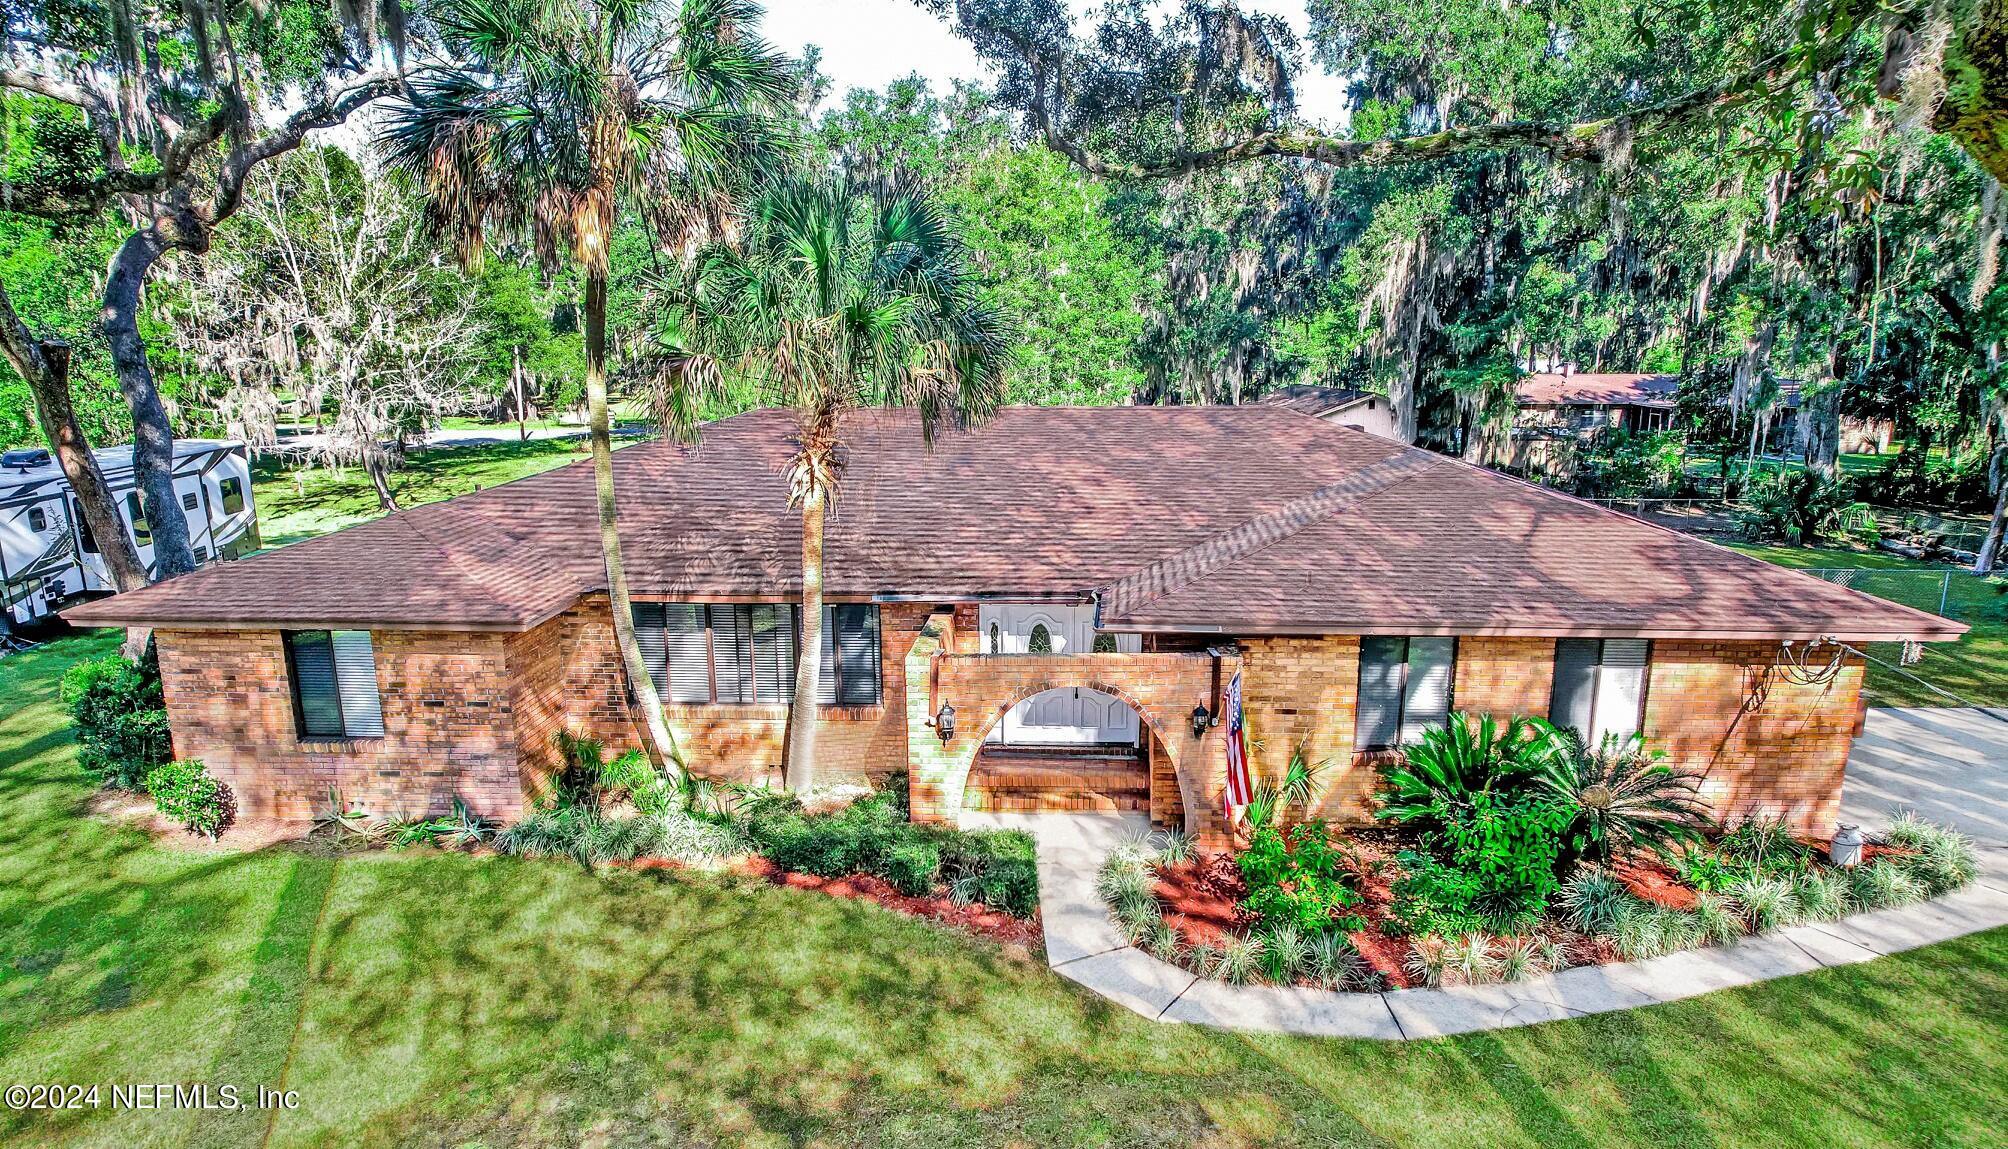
[[640, 174, 1012, 788], [1851, 859, 1928, 909], [1730, 876, 1796, 932], [1260, 921, 1313, 982], [1306, 932, 1369, 991], [1791, 869, 1854, 922], [1156, 829, 1197, 866], [1441, 932, 1503, 986], [1495, 935, 1548, 983], [1529, 727, 1711, 866], [1557, 870, 1634, 935], [1214, 935, 1268, 985], [1376, 713, 1551, 831], [1689, 891, 1748, 946], [1881, 812, 1979, 895], [380, 0, 796, 779], [1244, 745, 1326, 831]]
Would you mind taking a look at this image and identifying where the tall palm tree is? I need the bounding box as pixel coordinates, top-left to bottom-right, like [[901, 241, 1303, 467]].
[[643, 176, 1011, 789], [379, 0, 794, 775]]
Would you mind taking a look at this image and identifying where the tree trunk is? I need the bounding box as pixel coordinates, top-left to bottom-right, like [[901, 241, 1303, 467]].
[[364, 444, 400, 511], [1979, 450, 2008, 577], [0, 279, 152, 658], [1804, 382, 1842, 480], [514, 346, 529, 441], [584, 271, 681, 777], [785, 483, 827, 792], [102, 228, 197, 579]]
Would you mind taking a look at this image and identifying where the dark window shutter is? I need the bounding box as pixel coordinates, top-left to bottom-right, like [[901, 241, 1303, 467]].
[[631, 603, 669, 699], [286, 630, 345, 737], [751, 604, 797, 703], [709, 604, 753, 703], [1551, 638, 1600, 738], [330, 630, 385, 737], [1399, 637, 1455, 744], [833, 605, 881, 705], [663, 604, 711, 702], [1355, 636, 1406, 749]]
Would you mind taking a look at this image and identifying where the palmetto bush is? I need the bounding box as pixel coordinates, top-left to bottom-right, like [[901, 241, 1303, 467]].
[[1529, 727, 1711, 865]]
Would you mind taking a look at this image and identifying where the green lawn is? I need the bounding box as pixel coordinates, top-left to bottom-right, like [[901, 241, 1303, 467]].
[[1727, 542, 2008, 708], [251, 437, 613, 547], [2, 636, 2005, 1148]]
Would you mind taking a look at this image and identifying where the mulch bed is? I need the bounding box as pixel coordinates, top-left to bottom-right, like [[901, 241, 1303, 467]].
[[737, 857, 1044, 950], [1614, 855, 1698, 909], [1152, 853, 1252, 949]]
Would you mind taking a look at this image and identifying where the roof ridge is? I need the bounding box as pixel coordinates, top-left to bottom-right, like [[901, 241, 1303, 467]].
[[1097, 449, 1443, 620]]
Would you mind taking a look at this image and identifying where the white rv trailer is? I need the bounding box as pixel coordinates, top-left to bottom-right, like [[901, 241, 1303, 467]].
[[0, 439, 258, 627]]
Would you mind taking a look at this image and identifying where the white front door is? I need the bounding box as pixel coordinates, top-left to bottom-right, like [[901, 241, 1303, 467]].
[[978, 603, 1141, 745]]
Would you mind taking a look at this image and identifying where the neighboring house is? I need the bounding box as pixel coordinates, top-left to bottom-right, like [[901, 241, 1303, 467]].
[[2, 440, 257, 627], [1257, 385, 1399, 439], [1501, 372, 1678, 480], [66, 408, 1960, 844]]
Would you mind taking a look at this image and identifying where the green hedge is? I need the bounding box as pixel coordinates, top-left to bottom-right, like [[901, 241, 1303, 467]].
[[60, 651, 171, 790], [743, 794, 1038, 918]]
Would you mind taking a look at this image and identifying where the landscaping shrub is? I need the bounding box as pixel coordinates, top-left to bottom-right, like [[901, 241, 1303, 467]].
[[143, 758, 232, 839], [1529, 728, 1710, 865], [1237, 821, 1365, 935], [876, 839, 942, 897], [1375, 713, 1550, 832], [739, 794, 1037, 916], [1734, 469, 1871, 546], [389, 799, 493, 848], [61, 651, 172, 790], [1395, 789, 1569, 933], [1881, 811, 1980, 895]]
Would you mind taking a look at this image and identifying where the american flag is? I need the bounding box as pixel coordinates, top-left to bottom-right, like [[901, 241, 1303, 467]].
[[1223, 670, 1252, 810]]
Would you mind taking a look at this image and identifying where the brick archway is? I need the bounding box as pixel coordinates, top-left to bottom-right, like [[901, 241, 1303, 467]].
[[904, 627, 1237, 842]]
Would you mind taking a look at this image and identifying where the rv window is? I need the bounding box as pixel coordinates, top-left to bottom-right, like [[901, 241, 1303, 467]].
[[73, 502, 97, 553], [219, 477, 245, 515], [125, 492, 150, 545], [27, 506, 46, 532], [284, 630, 386, 739], [181, 491, 198, 511], [193, 545, 209, 563]]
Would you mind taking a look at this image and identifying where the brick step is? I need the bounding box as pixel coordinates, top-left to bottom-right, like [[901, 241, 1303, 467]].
[[979, 742, 1142, 761], [962, 787, 1150, 813], [969, 760, 1149, 794]]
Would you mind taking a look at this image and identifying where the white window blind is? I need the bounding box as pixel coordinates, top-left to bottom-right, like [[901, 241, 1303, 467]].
[[1592, 639, 1649, 745], [330, 631, 385, 737], [662, 604, 711, 703], [1399, 637, 1456, 744], [1355, 637, 1406, 749], [1550, 638, 1600, 737], [633, 603, 881, 706]]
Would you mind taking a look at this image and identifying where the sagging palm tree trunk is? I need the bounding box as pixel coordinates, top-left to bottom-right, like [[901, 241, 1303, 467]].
[[583, 270, 681, 770]]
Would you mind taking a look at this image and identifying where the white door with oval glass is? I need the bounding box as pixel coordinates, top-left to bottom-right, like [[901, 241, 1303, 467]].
[[979, 604, 1141, 745]]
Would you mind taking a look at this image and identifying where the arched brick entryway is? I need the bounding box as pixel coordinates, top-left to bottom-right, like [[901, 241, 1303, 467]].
[[904, 622, 1237, 842]]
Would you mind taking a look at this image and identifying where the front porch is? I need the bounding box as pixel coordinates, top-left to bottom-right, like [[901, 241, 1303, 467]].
[[901, 609, 1239, 843]]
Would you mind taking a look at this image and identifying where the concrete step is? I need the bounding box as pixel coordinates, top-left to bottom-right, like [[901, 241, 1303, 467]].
[[967, 750, 1149, 814]]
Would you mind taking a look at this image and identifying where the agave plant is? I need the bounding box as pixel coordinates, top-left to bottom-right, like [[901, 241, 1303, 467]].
[[1529, 726, 1711, 866], [1376, 713, 1551, 830]]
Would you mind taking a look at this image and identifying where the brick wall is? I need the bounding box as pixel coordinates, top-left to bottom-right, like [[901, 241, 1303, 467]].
[[156, 627, 526, 822], [1643, 640, 1867, 835], [1453, 637, 1556, 719], [509, 595, 938, 788], [1238, 635, 1368, 822]]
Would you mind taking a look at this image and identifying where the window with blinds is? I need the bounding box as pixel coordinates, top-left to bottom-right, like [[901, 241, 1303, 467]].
[[284, 630, 386, 738], [632, 603, 882, 706], [1354, 636, 1457, 749], [1550, 638, 1650, 746]]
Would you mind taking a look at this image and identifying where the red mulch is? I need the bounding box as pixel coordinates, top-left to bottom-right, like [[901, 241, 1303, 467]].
[[1613, 855, 1698, 910], [737, 857, 1044, 949], [1153, 853, 1252, 949]]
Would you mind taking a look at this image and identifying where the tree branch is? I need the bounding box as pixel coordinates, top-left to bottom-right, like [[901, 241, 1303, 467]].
[[1027, 48, 1799, 179], [210, 73, 400, 219]]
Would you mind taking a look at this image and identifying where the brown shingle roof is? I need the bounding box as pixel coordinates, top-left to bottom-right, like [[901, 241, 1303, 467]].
[[65, 406, 1961, 642], [1519, 372, 1680, 407]]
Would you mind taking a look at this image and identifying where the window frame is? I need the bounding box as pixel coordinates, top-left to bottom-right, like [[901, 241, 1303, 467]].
[[218, 476, 246, 516], [637, 602, 883, 708], [1549, 638, 1651, 746], [27, 505, 46, 532], [1354, 635, 1458, 751], [124, 492, 150, 545], [283, 629, 387, 740]]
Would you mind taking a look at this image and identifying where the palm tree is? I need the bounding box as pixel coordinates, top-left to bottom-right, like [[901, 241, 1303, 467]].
[[642, 176, 1011, 789], [379, 0, 794, 775]]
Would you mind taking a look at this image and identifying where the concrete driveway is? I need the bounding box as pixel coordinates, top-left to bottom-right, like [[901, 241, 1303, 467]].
[[1845, 707, 2008, 882]]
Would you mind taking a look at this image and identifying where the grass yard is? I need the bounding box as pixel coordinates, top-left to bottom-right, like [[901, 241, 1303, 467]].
[[1, 635, 2005, 1149], [250, 436, 620, 548], [1727, 542, 2008, 708]]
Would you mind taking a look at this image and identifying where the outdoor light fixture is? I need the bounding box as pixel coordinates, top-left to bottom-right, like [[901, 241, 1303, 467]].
[[933, 703, 956, 742], [1190, 703, 1211, 738]]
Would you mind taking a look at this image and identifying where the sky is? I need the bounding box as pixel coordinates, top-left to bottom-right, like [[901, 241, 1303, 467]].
[[760, 0, 1351, 129]]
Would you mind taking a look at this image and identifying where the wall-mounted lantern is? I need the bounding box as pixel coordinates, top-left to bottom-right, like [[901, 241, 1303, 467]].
[[1189, 703, 1211, 739], [932, 703, 957, 742]]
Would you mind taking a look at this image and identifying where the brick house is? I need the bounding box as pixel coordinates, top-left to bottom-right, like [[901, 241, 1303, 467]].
[[66, 407, 1961, 844]]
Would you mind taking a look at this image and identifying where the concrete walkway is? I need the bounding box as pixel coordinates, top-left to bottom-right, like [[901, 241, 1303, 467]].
[[965, 705, 2008, 1039]]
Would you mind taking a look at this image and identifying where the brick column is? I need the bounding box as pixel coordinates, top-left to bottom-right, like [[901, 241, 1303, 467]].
[[905, 611, 960, 822]]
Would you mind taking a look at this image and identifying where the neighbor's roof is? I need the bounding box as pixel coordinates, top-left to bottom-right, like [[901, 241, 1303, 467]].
[[64, 407, 1962, 643], [1519, 372, 1680, 408], [1257, 384, 1382, 418]]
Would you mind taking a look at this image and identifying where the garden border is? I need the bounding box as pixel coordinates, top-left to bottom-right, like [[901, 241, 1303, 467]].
[[967, 811, 2008, 1039]]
